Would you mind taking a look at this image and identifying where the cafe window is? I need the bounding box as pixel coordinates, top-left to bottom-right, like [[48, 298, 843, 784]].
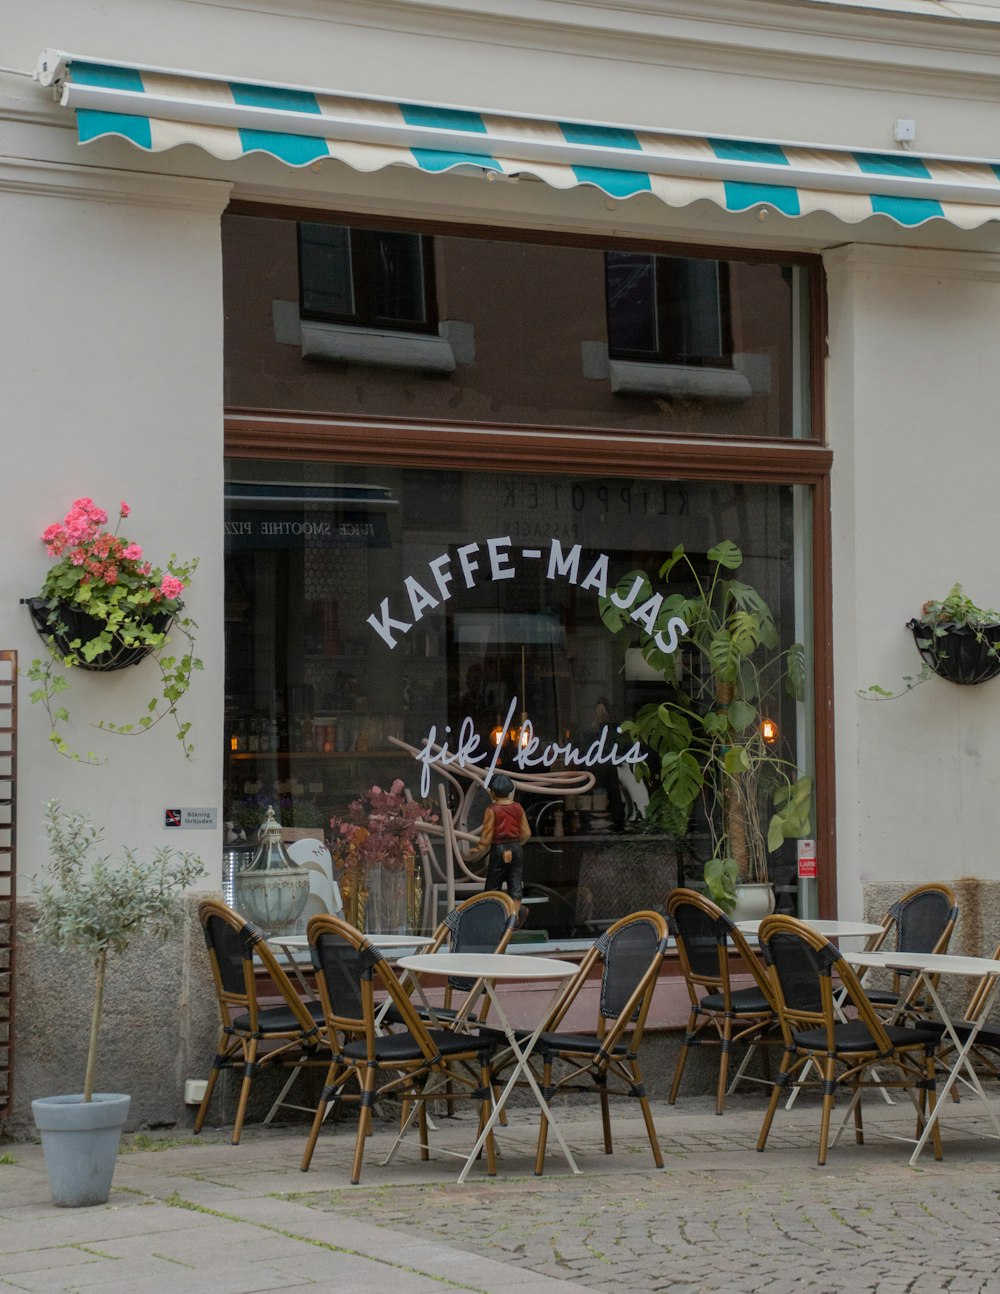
[[605, 252, 732, 366], [223, 463, 816, 938], [298, 223, 437, 333]]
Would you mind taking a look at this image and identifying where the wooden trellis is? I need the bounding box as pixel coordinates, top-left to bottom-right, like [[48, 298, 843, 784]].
[[0, 652, 16, 1117]]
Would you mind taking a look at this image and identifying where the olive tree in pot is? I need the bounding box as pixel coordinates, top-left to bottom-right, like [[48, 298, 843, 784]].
[[599, 541, 813, 916], [30, 801, 204, 1206]]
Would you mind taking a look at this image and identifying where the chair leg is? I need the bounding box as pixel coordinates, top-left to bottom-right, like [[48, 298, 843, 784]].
[[598, 1077, 612, 1154], [631, 1060, 663, 1169], [668, 1012, 697, 1105], [478, 1060, 497, 1176], [534, 1058, 553, 1176], [231, 1040, 259, 1145], [351, 1067, 378, 1185], [757, 1047, 794, 1151], [192, 1050, 224, 1134], [716, 1016, 734, 1115], [817, 1057, 837, 1166], [300, 1063, 343, 1172]]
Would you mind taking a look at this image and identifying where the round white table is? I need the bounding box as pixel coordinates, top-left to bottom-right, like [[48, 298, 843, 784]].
[[847, 949, 1000, 1165], [275, 932, 436, 951], [736, 918, 884, 940], [397, 951, 581, 1182]]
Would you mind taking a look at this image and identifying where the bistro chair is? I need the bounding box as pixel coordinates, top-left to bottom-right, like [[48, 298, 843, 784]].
[[666, 888, 777, 1115], [300, 914, 500, 1184], [491, 910, 670, 1174], [861, 883, 959, 1019], [756, 915, 943, 1165], [383, 889, 520, 1031], [193, 899, 328, 1144]]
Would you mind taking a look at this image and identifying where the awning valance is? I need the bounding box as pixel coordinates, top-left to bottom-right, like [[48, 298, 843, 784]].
[[36, 49, 1000, 230]]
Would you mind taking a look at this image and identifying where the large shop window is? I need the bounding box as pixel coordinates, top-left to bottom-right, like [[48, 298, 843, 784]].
[[224, 464, 815, 937]]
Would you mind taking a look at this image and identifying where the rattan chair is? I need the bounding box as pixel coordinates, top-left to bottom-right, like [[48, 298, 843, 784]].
[[194, 899, 327, 1144], [861, 883, 958, 1018], [383, 890, 519, 1029], [492, 910, 670, 1174], [756, 914, 942, 1165], [300, 914, 500, 1184], [666, 888, 777, 1114]]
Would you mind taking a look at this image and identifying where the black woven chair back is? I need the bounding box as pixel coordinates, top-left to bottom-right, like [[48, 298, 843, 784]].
[[891, 889, 956, 954], [765, 928, 833, 1017], [445, 893, 516, 989], [670, 897, 727, 980], [311, 925, 383, 1032], [599, 915, 664, 1019], [203, 910, 253, 996]]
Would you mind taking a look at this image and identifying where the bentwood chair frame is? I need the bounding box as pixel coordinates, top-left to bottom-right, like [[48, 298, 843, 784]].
[[300, 914, 499, 1184], [756, 915, 943, 1165], [194, 899, 327, 1144], [387, 890, 520, 1030], [666, 888, 777, 1115], [491, 910, 669, 1174], [860, 883, 959, 1019]]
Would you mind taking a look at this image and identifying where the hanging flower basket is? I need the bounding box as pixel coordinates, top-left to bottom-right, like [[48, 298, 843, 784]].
[[26, 496, 201, 761], [907, 618, 1000, 686], [26, 597, 174, 673]]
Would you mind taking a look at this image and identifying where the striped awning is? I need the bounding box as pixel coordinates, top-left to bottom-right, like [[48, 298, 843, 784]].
[[36, 49, 1000, 230]]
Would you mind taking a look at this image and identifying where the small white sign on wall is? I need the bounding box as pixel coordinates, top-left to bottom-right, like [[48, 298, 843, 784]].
[[164, 807, 218, 830]]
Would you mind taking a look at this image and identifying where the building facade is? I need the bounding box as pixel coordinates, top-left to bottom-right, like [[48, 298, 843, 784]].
[[4, 0, 1000, 1128]]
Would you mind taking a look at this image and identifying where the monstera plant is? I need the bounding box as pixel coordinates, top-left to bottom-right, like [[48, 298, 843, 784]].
[[599, 541, 813, 914]]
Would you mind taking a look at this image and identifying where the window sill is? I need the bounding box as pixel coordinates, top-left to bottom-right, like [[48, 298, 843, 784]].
[[608, 358, 752, 401], [300, 320, 457, 373]]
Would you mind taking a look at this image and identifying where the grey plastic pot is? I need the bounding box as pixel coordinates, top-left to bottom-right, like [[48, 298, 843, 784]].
[[31, 1093, 130, 1207]]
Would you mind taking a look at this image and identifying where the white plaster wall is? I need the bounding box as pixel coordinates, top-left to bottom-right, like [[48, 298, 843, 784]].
[[827, 244, 1000, 909], [8, 0, 1000, 158], [0, 162, 231, 887]]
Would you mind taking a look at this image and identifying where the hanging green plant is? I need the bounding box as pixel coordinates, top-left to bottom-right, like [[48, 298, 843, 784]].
[[26, 496, 202, 762], [863, 584, 1000, 696]]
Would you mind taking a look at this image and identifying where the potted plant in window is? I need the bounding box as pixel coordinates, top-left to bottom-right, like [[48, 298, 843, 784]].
[[330, 781, 435, 932], [30, 801, 205, 1206], [25, 496, 201, 761], [863, 584, 1000, 696], [599, 541, 812, 917]]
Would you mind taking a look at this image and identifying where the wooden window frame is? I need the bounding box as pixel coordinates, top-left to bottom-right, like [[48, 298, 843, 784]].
[[298, 222, 439, 334], [605, 251, 734, 367]]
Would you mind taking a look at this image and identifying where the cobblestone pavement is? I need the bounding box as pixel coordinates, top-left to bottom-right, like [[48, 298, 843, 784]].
[[4, 1091, 1000, 1292], [300, 1094, 1000, 1294]]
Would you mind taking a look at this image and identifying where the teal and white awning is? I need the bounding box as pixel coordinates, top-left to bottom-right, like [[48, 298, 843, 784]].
[[36, 48, 1000, 230]]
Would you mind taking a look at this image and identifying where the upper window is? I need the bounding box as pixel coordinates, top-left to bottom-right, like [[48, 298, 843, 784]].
[[299, 224, 437, 333], [605, 252, 732, 366]]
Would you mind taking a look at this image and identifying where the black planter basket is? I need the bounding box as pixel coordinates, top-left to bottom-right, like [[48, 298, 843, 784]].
[[26, 597, 173, 673], [907, 617, 1000, 686]]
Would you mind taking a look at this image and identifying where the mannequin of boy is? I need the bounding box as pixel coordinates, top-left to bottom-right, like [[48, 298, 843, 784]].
[[469, 773, 531, 918]]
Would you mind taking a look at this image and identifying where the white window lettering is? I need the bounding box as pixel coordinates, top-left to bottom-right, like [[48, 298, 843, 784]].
[[428, 553, 455, 602], [547, 539, 581, 585], [404, 576, 439, 623], [653, 616, 689, 655], [457, 543, 481, 589], [630, 593, 664, 636], [610, 574, 644, 610], [579, 553, 609, 595], [486, 536, 515, 581], [366, 598, 412, 649]]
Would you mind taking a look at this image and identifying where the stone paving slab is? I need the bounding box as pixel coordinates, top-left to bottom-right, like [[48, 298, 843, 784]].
[[3, 1092, 1000, 1292]]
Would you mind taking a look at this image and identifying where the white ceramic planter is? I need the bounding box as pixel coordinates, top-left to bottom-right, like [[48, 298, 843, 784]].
[[732, 883, 776, 924], [31, 1093, 130, 1207]]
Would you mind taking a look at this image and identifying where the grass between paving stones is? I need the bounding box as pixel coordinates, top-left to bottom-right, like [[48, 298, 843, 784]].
[[162, 1191, 489, 1291], [119, 1134, 203, 1154]]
